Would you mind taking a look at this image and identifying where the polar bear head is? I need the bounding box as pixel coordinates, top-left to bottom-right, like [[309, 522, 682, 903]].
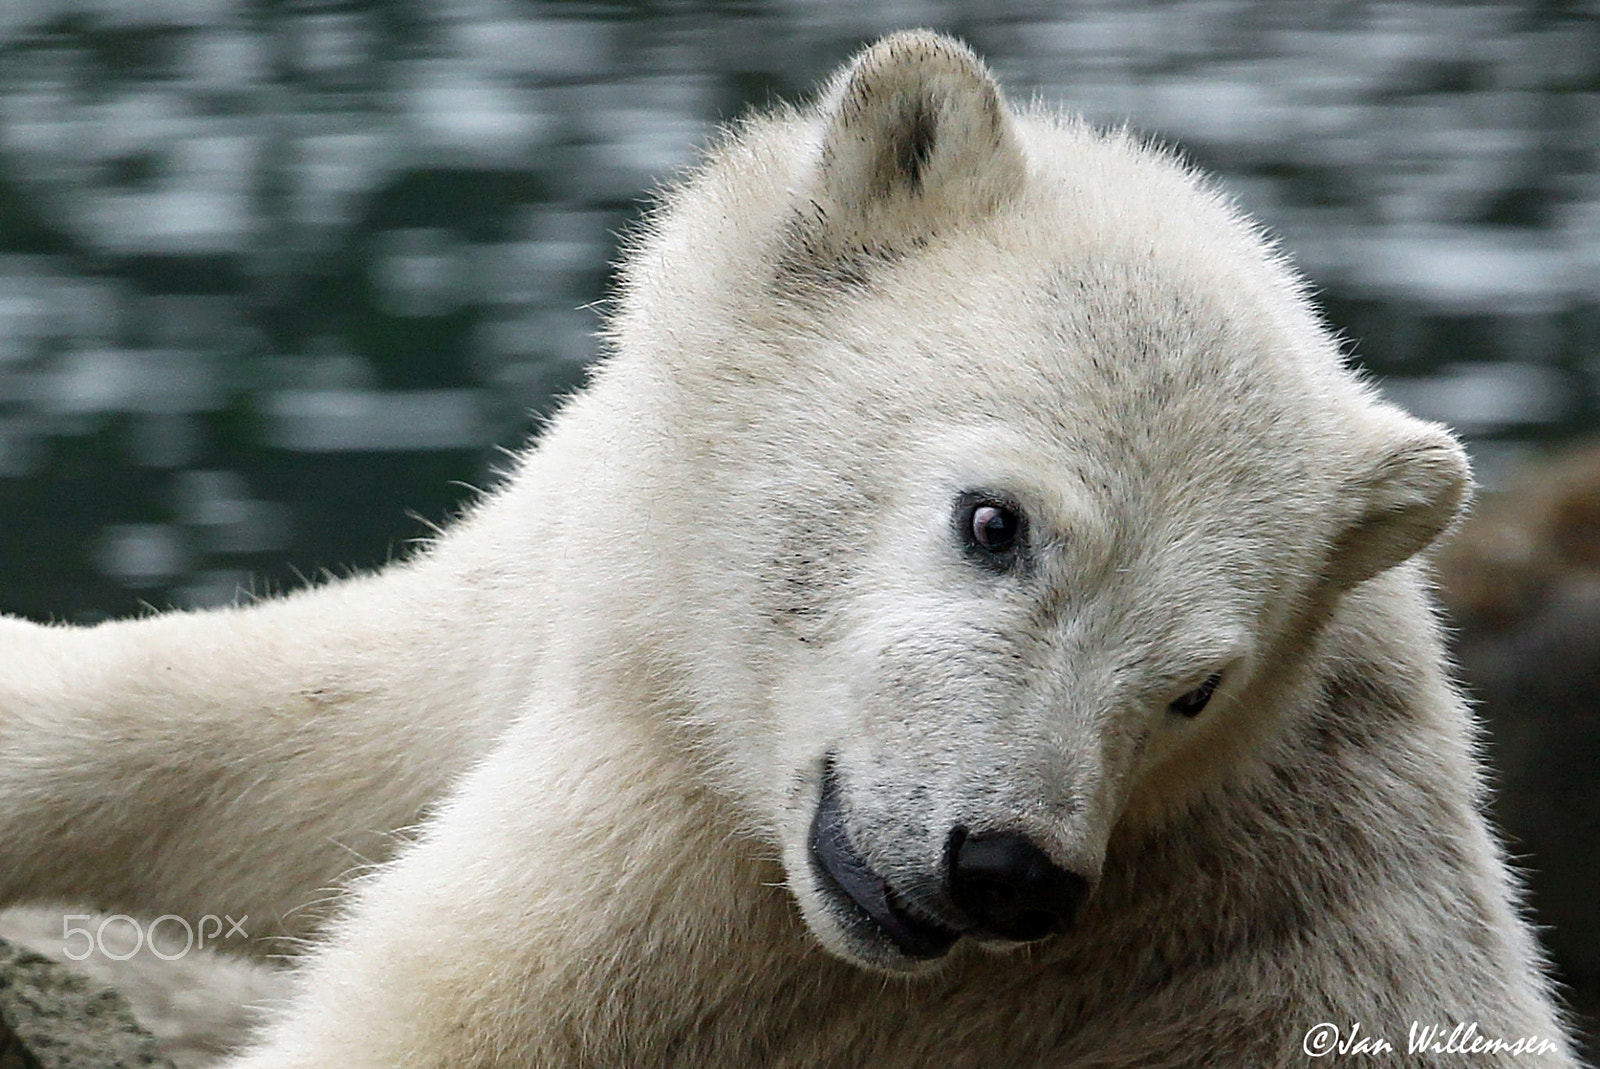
[[603, 32, 1470, 973]]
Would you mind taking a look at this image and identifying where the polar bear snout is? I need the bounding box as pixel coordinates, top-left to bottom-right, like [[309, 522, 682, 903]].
[[809, 767, 963, 961], [806, 763, 1100, 968], [947, 827, 1091, 943]]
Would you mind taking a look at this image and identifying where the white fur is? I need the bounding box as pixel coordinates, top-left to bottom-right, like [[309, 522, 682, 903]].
[[0, 32, 1574, 1067]]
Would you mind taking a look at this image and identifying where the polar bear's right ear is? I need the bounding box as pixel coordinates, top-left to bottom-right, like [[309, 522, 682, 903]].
[[790, 31, 1026, 270], [1325, 416, 1473, 590]]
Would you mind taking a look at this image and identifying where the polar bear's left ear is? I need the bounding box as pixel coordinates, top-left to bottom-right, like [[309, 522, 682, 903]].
[[794, 31, 1026, 265], [1326, 417, 1473, 590]]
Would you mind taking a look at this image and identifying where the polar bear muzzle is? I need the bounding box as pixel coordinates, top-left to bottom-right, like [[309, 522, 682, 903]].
[[808, 764, 1093, 961], [809, 765, 961, 960]]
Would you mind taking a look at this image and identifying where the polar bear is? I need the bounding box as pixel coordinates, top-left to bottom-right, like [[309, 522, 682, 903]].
[[0, 31, 1576, 1068]]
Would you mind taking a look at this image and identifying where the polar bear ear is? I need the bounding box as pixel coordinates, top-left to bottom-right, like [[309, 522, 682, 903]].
[[1326, 417, 1473, 590], [792, 31, 1026, 269]]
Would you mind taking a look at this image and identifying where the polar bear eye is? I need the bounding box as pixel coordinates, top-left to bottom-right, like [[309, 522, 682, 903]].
[[1169, 674, 1222, 718], [971, 506, 1017, 550], [956, 493, 1024, 566]]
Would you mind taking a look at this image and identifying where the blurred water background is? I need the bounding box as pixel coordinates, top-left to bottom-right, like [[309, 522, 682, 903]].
[[0, 0, 1595, 618]]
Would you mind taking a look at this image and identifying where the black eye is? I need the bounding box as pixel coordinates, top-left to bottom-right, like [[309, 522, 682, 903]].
[[1170, 674, 1222, 718], [971, 504, 1018, 552], [956, 494, 1025, 566]]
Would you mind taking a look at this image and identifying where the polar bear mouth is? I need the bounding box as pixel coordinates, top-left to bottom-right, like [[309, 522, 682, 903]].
[[808, 766, 963, 961]]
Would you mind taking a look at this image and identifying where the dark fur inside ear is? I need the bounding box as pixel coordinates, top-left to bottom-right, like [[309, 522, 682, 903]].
[[786, 31, 1025, 280], [892, 95, 937, 192], [1327, 423, 1472, 590]]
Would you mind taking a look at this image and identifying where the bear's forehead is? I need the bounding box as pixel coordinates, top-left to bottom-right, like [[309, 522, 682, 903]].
[[769, 288, 1342, 575], [816, 247, 1333, 444]]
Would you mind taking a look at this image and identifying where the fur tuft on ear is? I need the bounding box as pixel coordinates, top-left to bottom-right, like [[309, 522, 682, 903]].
[[791, 31, 1026, 271], [1326, 417, 1473, 590]]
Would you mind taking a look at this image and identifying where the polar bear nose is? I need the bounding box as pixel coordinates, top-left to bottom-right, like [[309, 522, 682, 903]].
[[947, 828, 1092, 942]]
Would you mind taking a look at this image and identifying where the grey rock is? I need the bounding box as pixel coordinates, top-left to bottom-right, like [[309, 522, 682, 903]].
[[0, 938, 173, 1069]]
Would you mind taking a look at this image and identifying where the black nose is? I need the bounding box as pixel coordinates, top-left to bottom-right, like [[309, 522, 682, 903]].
[[947, 828, 1091, 942]]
